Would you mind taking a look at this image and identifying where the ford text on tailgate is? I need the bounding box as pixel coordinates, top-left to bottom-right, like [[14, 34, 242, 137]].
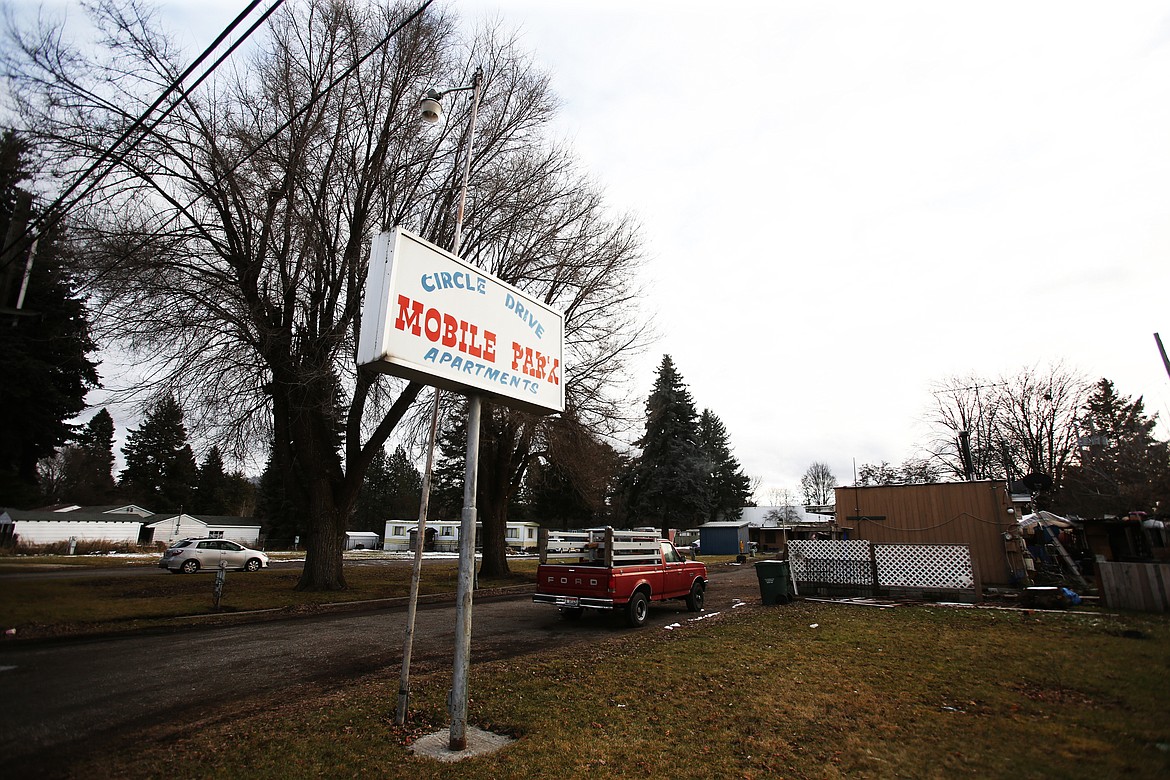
[[533, 527, 707, 626]]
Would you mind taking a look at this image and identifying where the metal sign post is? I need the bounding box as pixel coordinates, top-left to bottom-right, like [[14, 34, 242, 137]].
[[448, 395, 482, 751]]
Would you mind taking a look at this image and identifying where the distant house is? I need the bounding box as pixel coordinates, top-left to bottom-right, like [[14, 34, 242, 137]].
[[1, 507, 145, 546], [383, 520, 542, 552], [142, 514, 262, 547], [740, 506, 837, 552]]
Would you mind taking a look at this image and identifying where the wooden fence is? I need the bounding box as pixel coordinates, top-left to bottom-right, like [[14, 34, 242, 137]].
[[1097, 561, 1170, 612]]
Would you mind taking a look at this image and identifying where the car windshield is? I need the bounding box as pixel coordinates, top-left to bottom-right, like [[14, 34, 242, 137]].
[[170, 540, 193, 549]]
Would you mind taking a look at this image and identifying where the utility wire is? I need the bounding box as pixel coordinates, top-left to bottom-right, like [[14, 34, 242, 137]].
[[6, 0, 437, 280], [1, 0, 281, 272]]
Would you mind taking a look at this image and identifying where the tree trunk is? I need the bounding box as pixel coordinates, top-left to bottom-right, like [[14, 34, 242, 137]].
[[297, 495, 348, 590], [478, 501, 510, 578]]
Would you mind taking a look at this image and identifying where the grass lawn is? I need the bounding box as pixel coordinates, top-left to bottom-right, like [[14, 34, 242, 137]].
[[0, 557, 539, 638], [67, 600, 1170, 779]]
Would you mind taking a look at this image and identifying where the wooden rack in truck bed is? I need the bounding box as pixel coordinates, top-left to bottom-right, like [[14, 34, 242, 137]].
[[532, 527, 708, 626]]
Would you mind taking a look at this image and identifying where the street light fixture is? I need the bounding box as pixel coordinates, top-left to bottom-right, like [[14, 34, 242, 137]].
[[396, 67, 486, 756]]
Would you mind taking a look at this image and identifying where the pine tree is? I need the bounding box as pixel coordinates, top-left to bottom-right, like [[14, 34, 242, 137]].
[[0, 129, 99, 504], [256, 448, 309, 548], [1061, 378, 1170, 516], [353, 446, 424, 533], [119, 395, 198, 511], [699, 409, 753, 522], [624, 355, 711, 533], [386, 446, 424, 518], [195, 447, 230, 515], [59, 408, 117, 504]]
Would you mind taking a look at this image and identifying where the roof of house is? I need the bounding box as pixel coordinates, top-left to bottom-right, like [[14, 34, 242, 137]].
[[144, 513, 261, 529], [739, 506, 833, 527], [5, 509, 144, 523]]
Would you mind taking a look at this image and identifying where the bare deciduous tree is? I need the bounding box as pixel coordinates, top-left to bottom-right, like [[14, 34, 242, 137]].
[[799, 462, 836, 506], [4, 0, 645, 588], [923, 363, 1087, 502]]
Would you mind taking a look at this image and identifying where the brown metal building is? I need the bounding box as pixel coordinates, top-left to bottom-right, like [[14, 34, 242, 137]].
[[834, 480, 1020, 587]]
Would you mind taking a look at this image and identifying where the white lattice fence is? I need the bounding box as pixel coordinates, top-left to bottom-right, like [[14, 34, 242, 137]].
[[789, 540, 873, 587], [873, 544, 975, 590]]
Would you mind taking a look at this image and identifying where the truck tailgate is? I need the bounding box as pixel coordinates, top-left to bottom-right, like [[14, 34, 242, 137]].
[[534, 564, 613, 607]]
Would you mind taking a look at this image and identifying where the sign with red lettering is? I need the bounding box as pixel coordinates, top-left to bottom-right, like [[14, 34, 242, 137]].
[[358, 228, 565, 415]]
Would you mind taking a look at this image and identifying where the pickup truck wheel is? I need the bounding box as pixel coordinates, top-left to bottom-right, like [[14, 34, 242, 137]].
[[625, 591, 649, 627], [560, 607, 584, 621], [686, 581, 705, 612]]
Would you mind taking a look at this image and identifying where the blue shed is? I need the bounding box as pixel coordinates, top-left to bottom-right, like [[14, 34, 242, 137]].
[[698, 520, 752, 556]]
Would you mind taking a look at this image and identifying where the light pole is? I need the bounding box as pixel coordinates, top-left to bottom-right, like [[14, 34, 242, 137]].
[[394, 67, 485, 754]]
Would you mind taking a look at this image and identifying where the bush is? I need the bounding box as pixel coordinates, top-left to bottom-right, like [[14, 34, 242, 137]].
[[6, 538, 147, 556]]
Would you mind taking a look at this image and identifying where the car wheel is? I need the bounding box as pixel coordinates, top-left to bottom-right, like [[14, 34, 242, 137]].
[[686, 581, 705, 612], [245, 558, 262, 572], [625, 590, 649, 627], [181, 559, 199, 574], [560, 607, 584, 621]]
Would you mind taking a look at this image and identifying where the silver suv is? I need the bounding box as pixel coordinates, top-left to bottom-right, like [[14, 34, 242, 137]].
[[159, 538, 269, 574]]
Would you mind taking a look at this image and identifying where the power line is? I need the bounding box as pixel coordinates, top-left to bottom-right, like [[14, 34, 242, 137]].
[[5, 0, 437, 283], [2, 0, 282, 273]]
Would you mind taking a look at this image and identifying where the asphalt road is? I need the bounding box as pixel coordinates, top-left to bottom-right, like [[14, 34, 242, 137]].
[[0, 561, 759, 777]]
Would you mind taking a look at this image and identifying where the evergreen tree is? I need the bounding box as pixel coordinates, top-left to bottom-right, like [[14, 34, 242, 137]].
[[256, 448, 309, 548], [624, 355, 711, 533], [353, 446, 422, 532], [699, 409, 753, 522], [386, 446, 424, 518], [0, 129, 99, 504], [220, 472, 257, 518], [525, 457, 594, 528], [59, 408, 117, 504], [1060, 378, 1170, 516], [195, 447, 230, 515], [119, 395, 198, 511]]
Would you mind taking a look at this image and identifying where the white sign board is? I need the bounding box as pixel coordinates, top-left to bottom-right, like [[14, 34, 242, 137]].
[[358, 228, 565, 415]]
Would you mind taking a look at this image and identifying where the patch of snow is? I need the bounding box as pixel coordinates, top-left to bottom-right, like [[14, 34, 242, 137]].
[[688, 611, 722, 622]]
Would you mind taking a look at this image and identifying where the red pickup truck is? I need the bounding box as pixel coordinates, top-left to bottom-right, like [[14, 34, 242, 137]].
[[533, 527, 708, 627]]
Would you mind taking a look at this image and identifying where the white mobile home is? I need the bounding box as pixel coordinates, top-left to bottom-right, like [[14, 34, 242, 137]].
[[383, 520, 542, 552], [143, 514, 262, 547], [1, 509, 144, 545]]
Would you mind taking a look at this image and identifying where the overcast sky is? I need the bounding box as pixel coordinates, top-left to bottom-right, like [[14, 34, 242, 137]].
[[453, 0, 1170, 498], [11, 1, 1170, 500]]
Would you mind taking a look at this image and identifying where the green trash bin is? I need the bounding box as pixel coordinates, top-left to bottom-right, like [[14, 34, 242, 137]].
[[756, 560, 793, 605]]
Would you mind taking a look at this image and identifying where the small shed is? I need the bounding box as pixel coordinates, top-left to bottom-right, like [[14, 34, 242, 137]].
[[345, 531, 381, 550], [698, 519, 752, 556]]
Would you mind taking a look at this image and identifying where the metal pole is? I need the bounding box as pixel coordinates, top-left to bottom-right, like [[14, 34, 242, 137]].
[[451, 67, 482, 258], [449, 394, 481, 751], [397, 65, 483, 738], [1155, 333, 1170, 383], [395, 388, 442, 725]]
